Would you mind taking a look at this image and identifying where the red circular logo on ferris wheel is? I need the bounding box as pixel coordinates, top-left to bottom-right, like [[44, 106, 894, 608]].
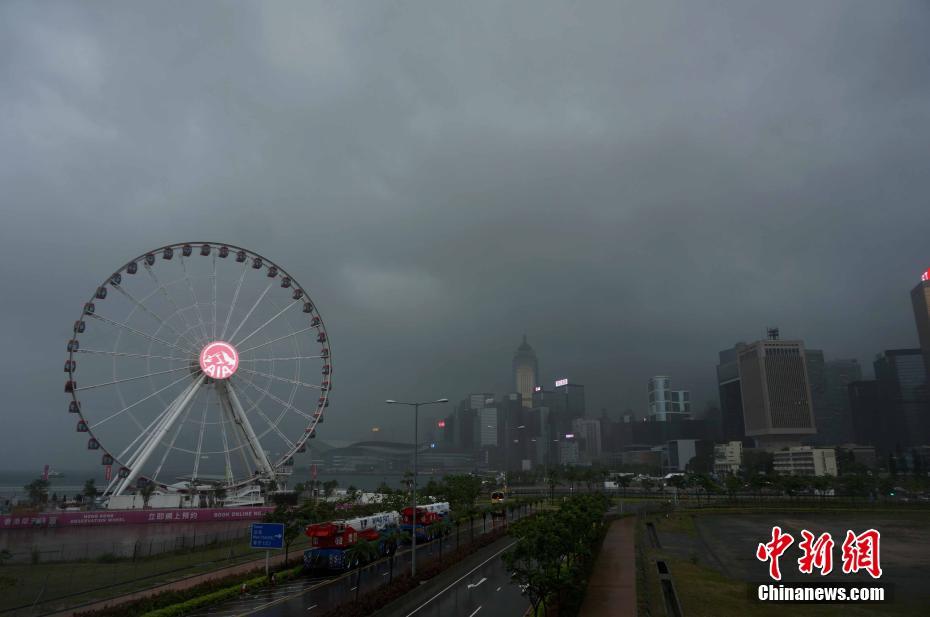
[[199, 341, 239, 379]]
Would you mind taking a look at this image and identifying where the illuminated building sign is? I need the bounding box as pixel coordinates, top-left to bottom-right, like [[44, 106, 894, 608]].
[[923, 268, 930, 282], [565, 433, 575, 439], [555, 378, 568, 387], [534, 386, 542, 392], [437, 420, 446, 428]]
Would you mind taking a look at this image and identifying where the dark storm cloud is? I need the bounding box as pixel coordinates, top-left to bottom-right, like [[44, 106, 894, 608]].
[[2, 1, 930, 469]]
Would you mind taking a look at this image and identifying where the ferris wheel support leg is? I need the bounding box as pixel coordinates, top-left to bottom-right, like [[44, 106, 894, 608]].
[[113, 376, 205, 496], [221, 381, 276, 480]]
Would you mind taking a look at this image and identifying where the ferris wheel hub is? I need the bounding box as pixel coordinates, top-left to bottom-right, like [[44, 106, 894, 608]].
[[199, 341, 240, 379]]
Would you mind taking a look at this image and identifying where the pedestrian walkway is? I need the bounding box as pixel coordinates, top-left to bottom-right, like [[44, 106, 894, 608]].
[[579, 517, 636, 617]]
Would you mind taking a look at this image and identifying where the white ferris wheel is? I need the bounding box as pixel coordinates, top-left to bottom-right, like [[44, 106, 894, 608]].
[[63, 243, 331, 497]]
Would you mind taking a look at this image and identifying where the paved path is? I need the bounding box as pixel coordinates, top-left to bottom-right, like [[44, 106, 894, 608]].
[[579, 517, 636, 617]]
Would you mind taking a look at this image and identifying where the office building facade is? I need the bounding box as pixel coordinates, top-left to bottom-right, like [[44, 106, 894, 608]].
[[911, 270, 930, 386], [738, 337, 817, 449], [648, 376, 691, 421], [717, 343, 748, 443], [513, 336, 539, 409]]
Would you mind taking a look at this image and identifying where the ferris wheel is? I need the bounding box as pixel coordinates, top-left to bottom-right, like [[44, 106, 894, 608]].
[[63, 243, 331, 496]]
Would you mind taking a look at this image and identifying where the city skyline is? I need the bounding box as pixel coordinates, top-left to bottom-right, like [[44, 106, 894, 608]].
[[3, 2, 930, 469]]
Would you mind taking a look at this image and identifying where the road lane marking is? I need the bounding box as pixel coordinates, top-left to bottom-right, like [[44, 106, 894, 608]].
[[496, 586, 501, 592], [468, 607, 482, 617], [467, 577, 487, 589], [306, 605, 318, 611], [404, 541, 517, 617]]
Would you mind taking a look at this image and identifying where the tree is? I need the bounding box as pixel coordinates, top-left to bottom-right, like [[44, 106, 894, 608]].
[[24, 479, 49, 507], [323, 480, 338, 497], [810, 475, 833, 503], [640, 477, 655, 495], [264, 505, 305, 566], [344, 539, 378, 601], [725, 475, 743, 502], [381, 528, 406, 582], [139, 482, 156, 509], [616, 475, 631, 498], [435, 518, 452, 562], [743, 450, 774, 476], [83, 479, 99, 502], [545, 468, 561, 503], [436, 475, 482, 512]]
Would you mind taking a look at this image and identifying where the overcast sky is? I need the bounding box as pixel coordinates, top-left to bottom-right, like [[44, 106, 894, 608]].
[[2, 1, 929, 471]]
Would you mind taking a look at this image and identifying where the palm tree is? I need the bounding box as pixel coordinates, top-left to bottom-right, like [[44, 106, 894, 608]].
[[82, 479, 99, 503], [344, 539, 378, 601], [139, 482, 156, 509], [381, 528, 406, 583], [617, 475, 631, 498], [435, 519, 452, 562], [24, 479, 49, 507]]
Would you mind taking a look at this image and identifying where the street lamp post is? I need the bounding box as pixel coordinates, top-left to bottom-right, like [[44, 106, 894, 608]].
[[385, 397, 448, 578]]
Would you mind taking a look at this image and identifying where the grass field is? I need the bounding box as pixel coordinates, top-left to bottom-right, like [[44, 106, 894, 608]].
[[0, 534, 312, 615], [638, 509, 930, 617]]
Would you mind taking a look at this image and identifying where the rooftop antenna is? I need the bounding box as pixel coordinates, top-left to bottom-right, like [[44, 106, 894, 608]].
[[767, 327, 780, 341]]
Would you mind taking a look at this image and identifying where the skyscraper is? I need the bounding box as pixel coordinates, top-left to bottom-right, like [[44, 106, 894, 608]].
[[738, 334, 817, 449], [513, 335, 539, 409], [874, 349, 929, 449], [717, 343, 748, 443], [911, 268, 930, 386], [648, 376, 691, 421], [821, 359, 862, 445]]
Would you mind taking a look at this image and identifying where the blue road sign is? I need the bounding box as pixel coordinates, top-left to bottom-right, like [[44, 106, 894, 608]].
[[250, 522, 285, 549]]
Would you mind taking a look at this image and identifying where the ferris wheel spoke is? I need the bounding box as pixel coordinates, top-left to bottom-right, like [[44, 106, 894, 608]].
[[144, 263, 206, 348], [220, 262, 249, 341], [227, 280, 274, 344], [232, 378, 295, 449], [117, 377, 199, 471], [90, 371, 194, 429], [218, 388, 261, 481], [114, 375, 205, 495], [236, 366, 322, 391], [233, 299, 299, 348], [216, 392, 235, 485], [75, 365, 191, 392], [191, 386, 211, 482], [89, 313, 198, 356], [219, 381, 275, 478], [211, 252, 218, 340], [110, 283, 203, 352], [238, 327, 313, 355], [180, 255, 212, 344], [151, 388, 198, 483], [238, 354, 324, 363], [236, 374, 314, 421], [76, 348, 191, 363]]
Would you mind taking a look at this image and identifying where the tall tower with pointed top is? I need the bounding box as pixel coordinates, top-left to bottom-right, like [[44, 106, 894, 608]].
[[513, 335, 539, 409]]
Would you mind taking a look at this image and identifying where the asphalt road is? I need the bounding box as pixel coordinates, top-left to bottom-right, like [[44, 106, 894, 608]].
[[378, 537, 527, 617], [190, 513, 527, 617]]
